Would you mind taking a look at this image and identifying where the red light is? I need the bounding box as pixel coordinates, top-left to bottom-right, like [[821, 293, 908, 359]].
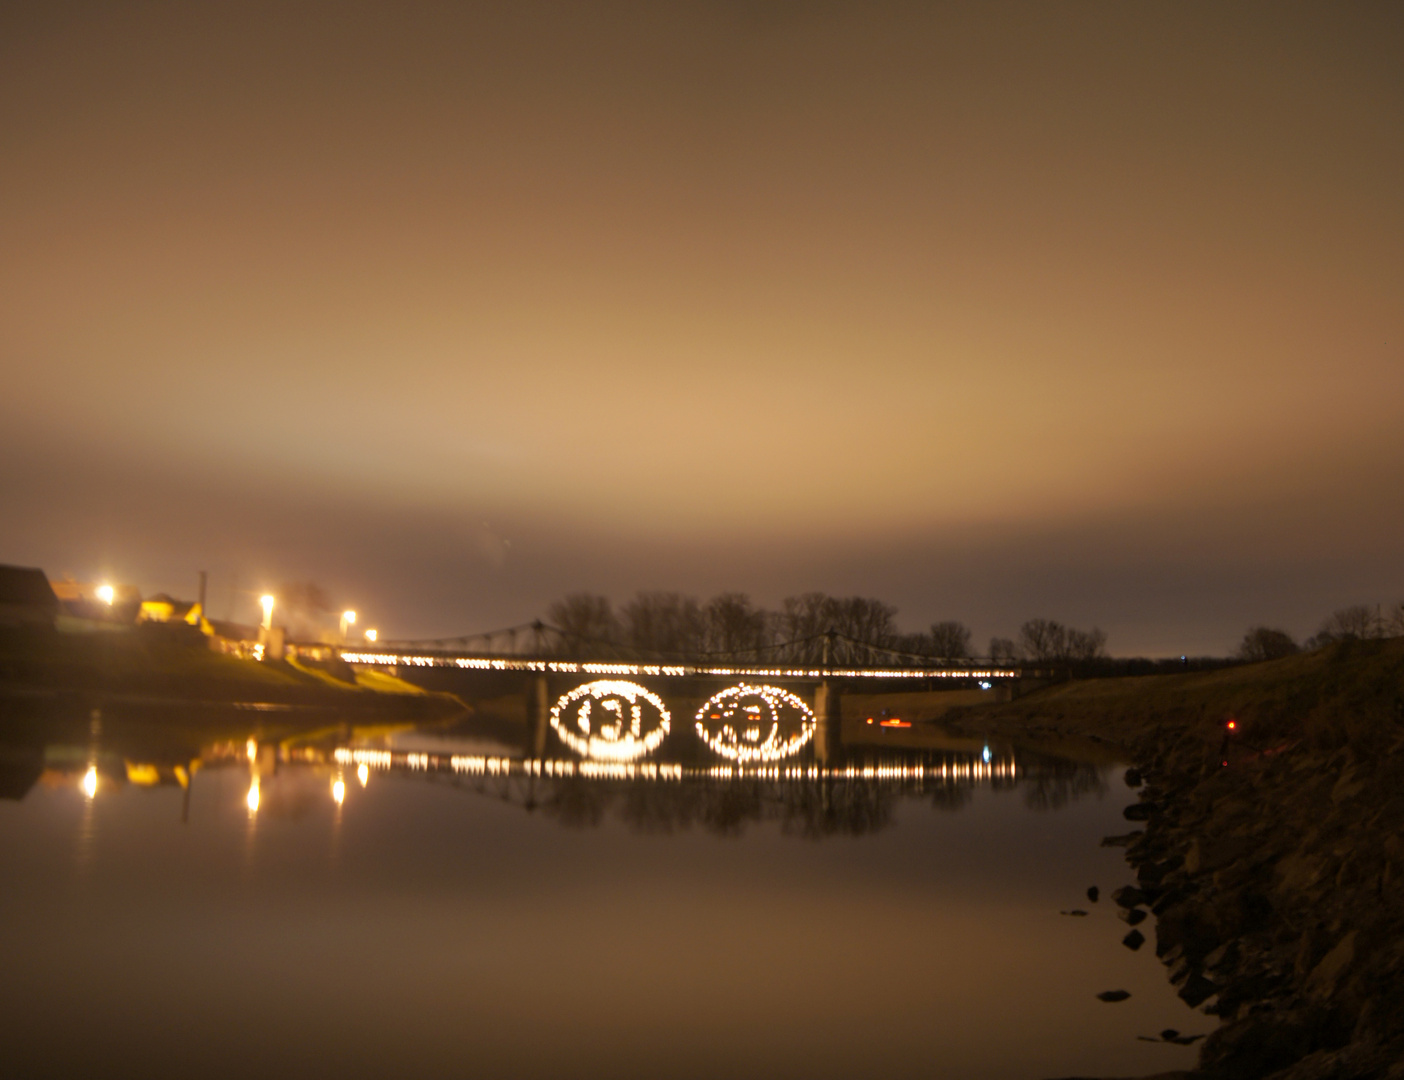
[[1227, 720, 1237, 730], [866, 718, 874, 725]]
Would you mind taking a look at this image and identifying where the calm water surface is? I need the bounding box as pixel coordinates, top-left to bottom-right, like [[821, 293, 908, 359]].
[[0, 713, 1209, 1079]]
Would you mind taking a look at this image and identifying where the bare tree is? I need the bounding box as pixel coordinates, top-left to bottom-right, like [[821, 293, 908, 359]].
[[548, 593, 619, 655], [620, 592, 705, 656], [1016, 618, 1107, 663], [1065, 627, 1107, 661], [1237, 626, 1299, 663], [1309, 605, 1382, 648], [989, 637, 1019, 662], [1018, 618, 1068, 662], [704, 593, 770, 658], [779, 592, 831, 661], [777, 593, 898, 663], [928, 620, 972, 659]]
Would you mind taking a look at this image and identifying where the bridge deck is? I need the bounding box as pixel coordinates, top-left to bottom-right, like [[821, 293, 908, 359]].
[[337, 649, 1025, 681]]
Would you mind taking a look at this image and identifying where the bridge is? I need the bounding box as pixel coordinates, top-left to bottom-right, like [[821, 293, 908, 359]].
[[332, 620, 1030, 682], [295, 623, 1046, 767]]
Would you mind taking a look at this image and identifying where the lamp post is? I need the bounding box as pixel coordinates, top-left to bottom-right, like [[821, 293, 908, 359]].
[[340, 609, 357, 641]]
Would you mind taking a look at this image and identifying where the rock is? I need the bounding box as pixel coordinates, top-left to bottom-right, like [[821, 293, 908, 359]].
[[1123, 928, 1146, 950], [1305, 931, 1356, 999], [1119, 907, 1148, 925], [1185, 834, 1255, 876], [1096, 990, 1131, 1002], [1101, 831, 1143, 847], [1178, 972, 1218, 1007], [1137, 856, 1176, 888], [1124, 802, 1156, 821], [1060, 909, 1089, 917], [1160, 1028, 1181, 1041], [1112, 885, 1148, 908], [1087, 886, 1099, 902], [1202, 940, 1239, 972]]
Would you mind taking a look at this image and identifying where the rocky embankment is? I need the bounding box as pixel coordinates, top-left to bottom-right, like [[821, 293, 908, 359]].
[[947, 638, 1404, 1080]]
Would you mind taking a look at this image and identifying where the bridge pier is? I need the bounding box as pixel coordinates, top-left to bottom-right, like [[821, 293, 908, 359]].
[[528, 674, 551, 759], [813, 680, 842, 764]]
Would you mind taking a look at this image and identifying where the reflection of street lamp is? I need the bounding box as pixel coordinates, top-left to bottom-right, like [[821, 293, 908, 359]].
[[96, 584, 115, 605], [260, 595, 275, 630], [364, 629, 378, 643], [82, 765, 98, 799], [340, 610, 356, 640]]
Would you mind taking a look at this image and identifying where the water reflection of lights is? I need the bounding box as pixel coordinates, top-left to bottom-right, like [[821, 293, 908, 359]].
[[339, 651, 1020, 682], [694, 684, 816, 763], [331, 745, 1015, 785], [357, 762, 369, 787], [246, 739, 257, 762], [332, 779, 346, 805], [246, 779, 260, 813], [81, 766, 98, 799], [549, 680, 671, 761]]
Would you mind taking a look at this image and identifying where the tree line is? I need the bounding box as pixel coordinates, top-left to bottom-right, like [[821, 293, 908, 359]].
[[1237, 603, 1404, 663], [545, 590, 1108, 666]]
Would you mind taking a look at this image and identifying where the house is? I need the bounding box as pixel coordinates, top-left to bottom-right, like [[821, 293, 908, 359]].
[[48, 578, 141, 627], [0, 564, 59, 629]]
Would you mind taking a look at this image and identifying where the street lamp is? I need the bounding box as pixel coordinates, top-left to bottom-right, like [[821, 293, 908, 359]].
[[364, 629, 378, 643], [260, 595, 275, 630], [340, 610, 357, 640], [96, 584, 115, 605]]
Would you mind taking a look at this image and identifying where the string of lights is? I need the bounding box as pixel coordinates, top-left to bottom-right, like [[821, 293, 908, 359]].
[[548, 679, 672, 761], [338, 650, 1018, 680], [694, 684, 817, 763]]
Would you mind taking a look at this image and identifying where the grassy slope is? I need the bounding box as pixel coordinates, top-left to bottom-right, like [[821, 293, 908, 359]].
[[946, 637, 1404, 762], [0, 629, 449, 708]]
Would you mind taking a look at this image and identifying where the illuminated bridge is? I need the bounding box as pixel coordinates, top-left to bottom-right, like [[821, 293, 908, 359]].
[[331, 621, 1028, 683], [298, 625, 1045, 768]]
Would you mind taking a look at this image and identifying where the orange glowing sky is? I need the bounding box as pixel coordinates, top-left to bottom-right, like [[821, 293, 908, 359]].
[[1, 3, 1401, 653]]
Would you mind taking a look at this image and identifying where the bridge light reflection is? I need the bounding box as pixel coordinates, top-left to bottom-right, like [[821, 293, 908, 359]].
[[332, 778, 346, 805], [246, 779, 260, 814], [81, 765, 98, 799], [357, 762, 369, 787], [332, 744, 1017, 785]]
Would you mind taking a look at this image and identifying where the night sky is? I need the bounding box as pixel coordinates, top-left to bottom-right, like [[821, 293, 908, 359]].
[[2, 3, 1400, 654]]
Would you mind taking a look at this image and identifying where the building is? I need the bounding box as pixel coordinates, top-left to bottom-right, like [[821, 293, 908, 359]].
[[0, 564, 59, 629]]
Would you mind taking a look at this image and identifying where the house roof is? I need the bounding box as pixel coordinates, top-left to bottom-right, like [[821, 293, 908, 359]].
[[0, 565, 59, 609]]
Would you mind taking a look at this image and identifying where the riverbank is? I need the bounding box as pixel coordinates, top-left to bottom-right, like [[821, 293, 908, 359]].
[[0, 627, 466, 723], [942, 638, 1404, 1079]]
